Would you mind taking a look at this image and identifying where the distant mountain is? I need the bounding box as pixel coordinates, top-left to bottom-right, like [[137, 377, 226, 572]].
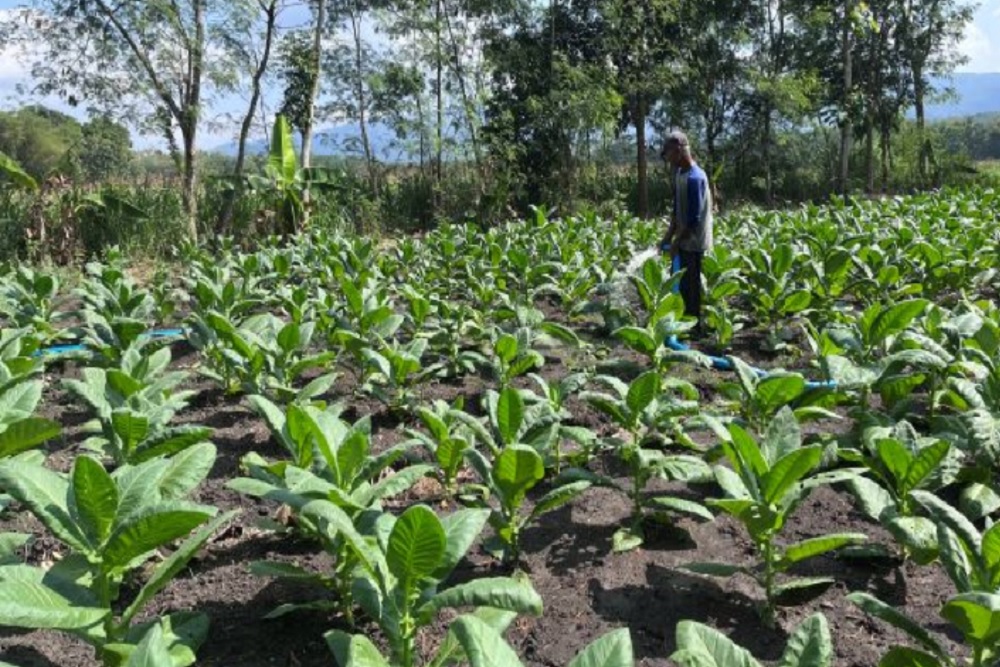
[[924, 72, 1000, 121], [209, 72, 1000, 158]]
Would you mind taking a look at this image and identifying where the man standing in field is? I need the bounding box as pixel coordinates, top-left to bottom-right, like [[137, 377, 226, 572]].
[[659, 130, 713, 338]]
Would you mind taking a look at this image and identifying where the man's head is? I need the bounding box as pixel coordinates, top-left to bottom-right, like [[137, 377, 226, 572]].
[[660, 130, 692, 168]]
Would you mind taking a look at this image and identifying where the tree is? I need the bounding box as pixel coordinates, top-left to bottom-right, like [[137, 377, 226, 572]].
[[80, 117, 133, 182], [896, 0, 974, 181], [0, 106, 82, 179], [16, 0, 250, 241]]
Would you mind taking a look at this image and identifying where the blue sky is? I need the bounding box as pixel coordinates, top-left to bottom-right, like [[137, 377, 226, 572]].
[[0, 0, 998, 149]]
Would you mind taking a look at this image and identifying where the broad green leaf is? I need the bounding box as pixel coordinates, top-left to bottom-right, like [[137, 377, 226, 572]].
[[325, 630, 391, 667], [960, 483, 1000, 521], [877, 647, 943, 667], [762, 447, 822, 505], [496, 387, 524, 445], [300, 500, 381, 575], [626, 372, 659, 417], [269, 114, 298, 184], [122, 510, 239, 626], [846, 593, 945, 657], [613, 327, 657, 356], [780, 290, 812, 315], [875, 439, 912, 486], [0, 417, 60, 458], [567, 628, 634, 667], [941, 592, 1000, 642], [112, 410, 150, 456], [155, 442, 216, 501], [901, 441, 950, 493], [763, 407, 801, 465], [429, 608, 518, 667], [123, 621, 175, 667], [868, 300, 928, 345], [102, 502, 214, 570], [982, 523, 1000, 574], [0, 460, 89, 553], [0, 150, 38, 190], [755, 375, 806, 415], [387, 505, 445, 589], [671, 620, 762, 667], [433, 508, 490, 582], [885, 516, 939, 565], [451, 614, 525, 667], [846, 477, 894, 522], [495, 446, 544, 507], [418, 577, 542, 622], [529, 481, 591, 521], [910, 491, 981, 553], [726, 424, 767, 482], [938, 524, 972, 595], [70, 456, 119, 546], [0, 580, 108, 630], [647, 496, 714, 521], [779, 534, 867, 567], [778, 614, 832, 667]]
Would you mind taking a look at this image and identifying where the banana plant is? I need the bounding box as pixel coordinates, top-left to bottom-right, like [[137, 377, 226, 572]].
[[322, 504, 543, 667], [0, 445, 236, 667], [671, 613, 833, 667], [683, 409, 865, 627], [578, 371, 713, 552]]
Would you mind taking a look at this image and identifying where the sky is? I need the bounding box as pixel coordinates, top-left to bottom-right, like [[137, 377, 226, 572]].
[[0, 0, 998, 150]]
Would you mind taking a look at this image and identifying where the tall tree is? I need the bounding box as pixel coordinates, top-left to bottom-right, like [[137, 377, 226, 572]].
[[897, 0, 973, 181], [18, 0, 227, 241]]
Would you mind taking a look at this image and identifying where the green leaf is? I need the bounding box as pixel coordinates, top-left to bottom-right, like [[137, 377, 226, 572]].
[[0, 580, 108, 630], [269, 114, 298, 185], [112, 410, 150, 457], [670, 620, 762, 667], [613, 327, 657, 356], [155, 442, 216, 501], [567, 628, 634, 667], [0, 417, 61, 458], [762, 447, 822, 505], [868, 300, 928, 345], [846, 593, 945, 658], [877, 647, 943, 667], [495, 334, 519, 364], [726, 424, 767, 481], [0, 151, 38, 190], [496, 387, 524, 445], [763, 407, 801, 465], [122, 510, 239, 626], [910, 491, 981, 553], [612, 526, 643, 553], [960, 483, 1000, 521], [885, 516, 939, 565], [418, 577, 543, 622], [429, 609, 519, 667], [434, 508, 490, 581], [779, 534, 867, 567], [451, 614, 525, 667], [494, 446, 544, 508], [70, 456, 119, 547], [626, 371, 660, 416], [846, 477, 894, 522], [387, 505, 445, 589], [0, 460, 89, 553], [647, 496, 714, 521], [941, 592, 1000, 642], [123, 621, 175, 667], [778, 614, 832, 667], [102, 502, 214, 570], [529, 481, 591, 521], [780, 290, 812, 315], [901, 441, 950, 493], [755, 375, 806, 415], [325, 630, 391, 667]]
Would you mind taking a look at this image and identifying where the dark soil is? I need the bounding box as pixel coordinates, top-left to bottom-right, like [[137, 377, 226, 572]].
[[0, 322, 965, 667]]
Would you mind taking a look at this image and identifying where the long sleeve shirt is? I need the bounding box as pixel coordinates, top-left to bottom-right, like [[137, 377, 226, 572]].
[[673, 164, 714, 253]]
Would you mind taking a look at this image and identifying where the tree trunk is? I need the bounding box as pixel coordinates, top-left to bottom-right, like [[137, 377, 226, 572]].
[[441, 0, 481, 175], [182, 0, 206, 243], [350, 5, 375, 193], [880, 123, 890, 191], [839, 0, 853, 197], [302, 0, 326, 171], [635, 96, 649, 219], [182, 125, 199, 241], [914, 65, 927, 182], [763, 105, 773, 203], [217, 0, 278, 234], [865, 119, 874, 193], [435, 0, 444, 192]]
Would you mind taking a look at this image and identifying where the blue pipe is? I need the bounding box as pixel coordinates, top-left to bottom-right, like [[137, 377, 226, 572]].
[[661, 246, 837, 390], [34, 328, 188, 358]]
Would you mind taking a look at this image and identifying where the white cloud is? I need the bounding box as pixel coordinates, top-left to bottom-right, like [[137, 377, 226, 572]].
[[959, 1, 1000, 72]]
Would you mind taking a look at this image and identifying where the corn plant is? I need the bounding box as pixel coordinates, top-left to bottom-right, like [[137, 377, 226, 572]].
[[322, 504, 543, 667], [671, 613, 833, 667], [684, 410, 865, 626], [579, 371, 713, 552], [0, 445, 235, 667]]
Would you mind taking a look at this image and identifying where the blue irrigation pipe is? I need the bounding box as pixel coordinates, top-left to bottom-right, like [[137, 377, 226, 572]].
[[34, 328, 188, 358], [660, 246, 837, 390]]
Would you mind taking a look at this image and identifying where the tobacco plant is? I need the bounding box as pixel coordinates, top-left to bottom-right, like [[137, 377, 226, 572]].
[[671, 613, 833, 667]]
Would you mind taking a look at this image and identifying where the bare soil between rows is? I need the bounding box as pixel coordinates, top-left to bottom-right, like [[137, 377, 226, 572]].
[[0, 333, 963, 667]]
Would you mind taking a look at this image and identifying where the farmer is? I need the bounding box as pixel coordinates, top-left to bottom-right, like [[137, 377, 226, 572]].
[[659, 129, 713, 338]]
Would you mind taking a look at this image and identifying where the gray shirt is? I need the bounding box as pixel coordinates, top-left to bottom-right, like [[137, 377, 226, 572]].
[[674, 164, 714, 253]]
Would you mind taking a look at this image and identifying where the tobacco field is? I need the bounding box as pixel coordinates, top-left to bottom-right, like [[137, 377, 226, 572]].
[[1, 187, 1000, 666]]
